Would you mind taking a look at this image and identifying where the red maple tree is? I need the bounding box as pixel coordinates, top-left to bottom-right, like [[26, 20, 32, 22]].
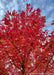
[[0, 4, 54, 75]]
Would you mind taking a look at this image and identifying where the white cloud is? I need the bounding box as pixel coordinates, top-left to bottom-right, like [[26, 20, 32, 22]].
[[0, 1, 5, 19], [46, 5, 54, 12], [6, 0, 18, 11], [2, 0, 7, 2], [0, 2, 4, 9]]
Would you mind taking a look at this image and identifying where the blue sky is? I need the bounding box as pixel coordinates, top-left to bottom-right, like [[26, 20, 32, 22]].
[[0, 0, 54, 32]]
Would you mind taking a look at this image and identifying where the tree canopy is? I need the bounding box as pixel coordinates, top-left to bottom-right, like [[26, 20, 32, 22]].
[[0, 4, 54, 75]]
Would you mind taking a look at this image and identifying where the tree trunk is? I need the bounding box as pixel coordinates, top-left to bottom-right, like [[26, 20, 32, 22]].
[[22, 64, 25, 75]]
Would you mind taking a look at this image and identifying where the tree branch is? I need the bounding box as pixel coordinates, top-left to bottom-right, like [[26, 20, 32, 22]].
[[10, 33, 22, 64], [0, 42, 21, 70], [43, 54, 54, 75], [28, 59, 42, 75]]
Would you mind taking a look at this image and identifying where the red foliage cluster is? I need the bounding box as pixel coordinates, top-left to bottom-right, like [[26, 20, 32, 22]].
[[51, 20, 54, 25], [0, 4, 54, 75]]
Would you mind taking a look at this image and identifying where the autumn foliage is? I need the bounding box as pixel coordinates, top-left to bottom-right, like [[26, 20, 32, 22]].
[[0, 4, 54, 75]]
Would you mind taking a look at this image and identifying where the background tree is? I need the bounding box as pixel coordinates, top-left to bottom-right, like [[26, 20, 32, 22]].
[[0, 4, 54, 75]]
